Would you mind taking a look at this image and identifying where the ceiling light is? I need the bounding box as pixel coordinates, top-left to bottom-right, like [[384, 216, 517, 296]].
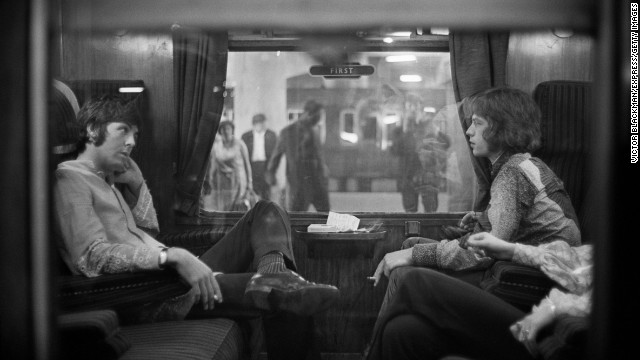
[[118, 87, 144, 93], [388, 31, 412, 37], [383, 115, 400, 124], [385, 55, 417, 63], [340, 132, 358, 143], [430, 27, 449, 35], [400, 75, 422, 82]]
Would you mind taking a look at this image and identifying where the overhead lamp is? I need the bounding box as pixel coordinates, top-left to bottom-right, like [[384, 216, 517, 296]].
[[385, 55, 417, 63], [400, 75, 422, 83], [340, 132, 358, 143], [387, 31, 412, 37], [552, 29, 574, 38], [383, 115, 400, 124], [118, 87, 144, 93], [430, 27, 449, 35]]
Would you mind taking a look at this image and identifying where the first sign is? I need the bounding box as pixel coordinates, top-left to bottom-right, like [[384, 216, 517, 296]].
[[309, 65, 375, 78]]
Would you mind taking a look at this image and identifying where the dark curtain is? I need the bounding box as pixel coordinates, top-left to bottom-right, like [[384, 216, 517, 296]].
[[173, 28, 228, 215], [449, 32, 509, 210]]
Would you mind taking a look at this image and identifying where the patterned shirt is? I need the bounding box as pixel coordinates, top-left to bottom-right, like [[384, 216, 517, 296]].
[[54, 160, 164, 276], [513, 241, 592, 317], [412, 152, 582, 270]]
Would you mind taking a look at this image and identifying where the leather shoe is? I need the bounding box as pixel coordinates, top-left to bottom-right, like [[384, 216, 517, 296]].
[[245, 271, 340, 316]]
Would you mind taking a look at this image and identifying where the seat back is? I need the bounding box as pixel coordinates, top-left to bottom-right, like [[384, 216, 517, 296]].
[[532, 80, 593, 243], [50, 80, 82, 276]]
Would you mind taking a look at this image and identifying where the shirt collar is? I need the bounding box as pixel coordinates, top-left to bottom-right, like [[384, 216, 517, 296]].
[[489, 151, 512, 181], [60, 159, 114, 184]]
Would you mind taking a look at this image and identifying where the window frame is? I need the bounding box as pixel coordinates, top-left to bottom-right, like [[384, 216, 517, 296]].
[[199, 35, 463, 217]]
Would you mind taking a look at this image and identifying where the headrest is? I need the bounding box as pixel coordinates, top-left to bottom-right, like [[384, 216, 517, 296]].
[[532, 80, 593, 239], [50, 80, 80, 159], [533, 81, 592, 156]]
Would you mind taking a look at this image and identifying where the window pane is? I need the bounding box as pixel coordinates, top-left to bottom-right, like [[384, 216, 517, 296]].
[[200, 51, 476, 213]]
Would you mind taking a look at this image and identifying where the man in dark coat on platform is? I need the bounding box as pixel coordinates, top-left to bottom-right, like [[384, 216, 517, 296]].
[[242, 113, 277, 200], [266, 100, 330, 212]]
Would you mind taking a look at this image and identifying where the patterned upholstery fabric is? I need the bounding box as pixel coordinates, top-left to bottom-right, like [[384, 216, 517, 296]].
[[59, 310, 244, 360], [58, 271, 189, 313], [120, 318, 243, 360], [59, 310, 131, 360], [480, 260, 557, 311], [533, 81, 593, 240]]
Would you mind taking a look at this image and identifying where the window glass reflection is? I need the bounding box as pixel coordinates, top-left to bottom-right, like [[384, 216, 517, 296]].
[[200, 51, 476, 213]]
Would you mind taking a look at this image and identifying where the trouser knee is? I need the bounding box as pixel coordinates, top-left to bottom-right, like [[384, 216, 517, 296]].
[[382, 314, 439, 360]]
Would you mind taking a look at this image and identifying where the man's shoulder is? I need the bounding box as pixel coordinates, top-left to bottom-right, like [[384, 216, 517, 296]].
[[241, 131, 252, 140], [54, 160, 104, 189]]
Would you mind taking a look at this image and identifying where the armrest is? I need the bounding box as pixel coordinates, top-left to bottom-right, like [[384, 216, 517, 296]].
[[537, 315, 588, 360], [480, 261, 556, 311], [157, 227, 228, 256], [58, 309, 131, 360], [58, 270, 189, 313]]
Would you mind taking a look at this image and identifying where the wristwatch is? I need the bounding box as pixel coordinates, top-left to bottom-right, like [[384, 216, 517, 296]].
[[158, 247, 169, 268]]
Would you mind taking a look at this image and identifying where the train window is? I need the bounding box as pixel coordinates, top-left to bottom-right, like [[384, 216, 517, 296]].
[[200, 49, 476, 213]]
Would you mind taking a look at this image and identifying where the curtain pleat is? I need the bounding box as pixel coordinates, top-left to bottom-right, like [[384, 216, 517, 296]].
[[449, 32, 509, 210], [173, 28, 228, 215]]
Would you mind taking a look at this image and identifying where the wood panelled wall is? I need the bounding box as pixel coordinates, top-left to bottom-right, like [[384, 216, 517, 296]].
[[176, 213, 462, 354], [507, 31, 594, 94], [58, 27, 177, 228]]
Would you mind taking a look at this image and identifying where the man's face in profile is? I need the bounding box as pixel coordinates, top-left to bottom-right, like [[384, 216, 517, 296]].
[[92, 122, 138, 173]]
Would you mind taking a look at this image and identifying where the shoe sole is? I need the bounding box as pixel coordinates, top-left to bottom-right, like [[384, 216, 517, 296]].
[[246, 286, 340, 316]]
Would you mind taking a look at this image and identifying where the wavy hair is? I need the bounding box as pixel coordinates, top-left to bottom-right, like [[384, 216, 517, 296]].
[[467, 87, 541, 153], [76, 95, 141, 153]]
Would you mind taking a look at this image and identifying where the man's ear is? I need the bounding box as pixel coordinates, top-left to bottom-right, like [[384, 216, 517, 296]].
[[86, 125, 97, 142]]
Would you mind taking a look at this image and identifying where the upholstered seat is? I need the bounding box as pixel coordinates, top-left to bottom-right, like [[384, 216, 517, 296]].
[[58, 309, 244, 360], [51, 80, 249, 360], [120, 317, 244, 360]]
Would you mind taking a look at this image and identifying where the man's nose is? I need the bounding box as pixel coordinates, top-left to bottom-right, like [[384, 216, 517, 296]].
[[125, 134, 136, 147], [466, 124, 474, 136]]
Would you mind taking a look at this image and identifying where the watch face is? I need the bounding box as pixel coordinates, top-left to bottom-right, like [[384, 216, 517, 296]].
[[159, 249, 168, 267]]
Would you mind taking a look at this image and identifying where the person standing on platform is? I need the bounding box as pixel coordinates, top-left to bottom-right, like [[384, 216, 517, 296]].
[[242, 113, 277, 201], [266, 100, 330, 212]]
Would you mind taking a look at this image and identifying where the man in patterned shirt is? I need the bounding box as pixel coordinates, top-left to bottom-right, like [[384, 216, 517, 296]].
[[53, 95, 339, 359]]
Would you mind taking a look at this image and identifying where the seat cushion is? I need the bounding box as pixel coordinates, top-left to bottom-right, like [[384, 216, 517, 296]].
[[120, 318, 243, 360], [59, 310, 131, 360], [480, 261, 556, 311]]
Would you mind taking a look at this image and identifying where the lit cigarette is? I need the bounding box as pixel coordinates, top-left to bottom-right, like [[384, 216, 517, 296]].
[[366, 276, 376, 282]]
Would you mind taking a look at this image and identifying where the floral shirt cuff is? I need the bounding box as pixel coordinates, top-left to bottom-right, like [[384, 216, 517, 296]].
[[132, 182, 159, 232], [512, 243, 543, 268], [412, 243, 438, 267]]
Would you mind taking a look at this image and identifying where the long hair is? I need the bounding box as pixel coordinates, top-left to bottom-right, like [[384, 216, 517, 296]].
[[76, 95, 141, 153], [467, 87, 541, 153]]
